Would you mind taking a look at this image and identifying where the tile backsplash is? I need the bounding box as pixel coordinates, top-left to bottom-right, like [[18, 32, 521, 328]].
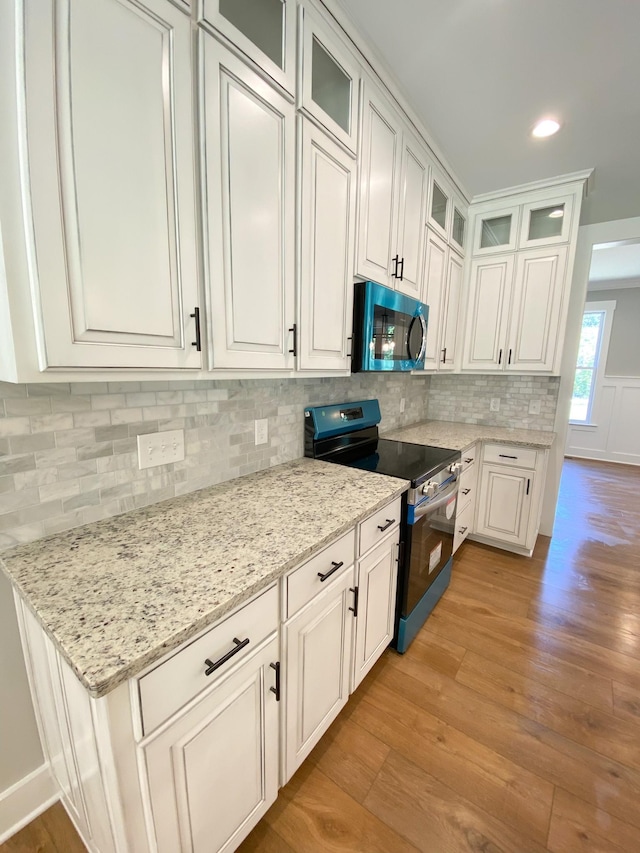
[[427, 374, 560, 430], [0, 374, 430, 550]]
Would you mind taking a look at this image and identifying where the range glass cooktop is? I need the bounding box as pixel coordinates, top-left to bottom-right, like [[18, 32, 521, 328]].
[[336, 438, 459, 486]]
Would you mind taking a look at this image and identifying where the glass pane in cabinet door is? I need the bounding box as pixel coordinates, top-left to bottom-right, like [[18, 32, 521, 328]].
[[480, 214, 512, 249], [311, 37, 351, 133], [219, 0, 285, 68], [431, 183, 448, 230], [528, 204, 565, 240], [452, 208, 465, 248]]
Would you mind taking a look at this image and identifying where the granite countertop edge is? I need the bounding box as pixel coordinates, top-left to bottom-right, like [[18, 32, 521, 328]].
[[2, 460, 409, 699]]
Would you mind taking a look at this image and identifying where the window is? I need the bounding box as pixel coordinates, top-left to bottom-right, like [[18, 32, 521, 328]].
[[569, 301, 615, 424]]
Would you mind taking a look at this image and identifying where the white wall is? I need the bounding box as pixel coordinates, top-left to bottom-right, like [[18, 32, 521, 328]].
[[542, 216, 640, 535], [566, 376, 640, 465]]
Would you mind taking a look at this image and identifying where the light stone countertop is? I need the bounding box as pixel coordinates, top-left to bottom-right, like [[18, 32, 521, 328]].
[[1, 459, 408, 698], [383, 420, 556, 451]]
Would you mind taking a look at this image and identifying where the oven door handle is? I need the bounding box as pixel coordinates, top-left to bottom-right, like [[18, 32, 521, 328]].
[[413, 483, 458, 519]]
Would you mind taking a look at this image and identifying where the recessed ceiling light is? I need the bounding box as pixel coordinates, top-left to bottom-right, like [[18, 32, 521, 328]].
[[532, 118, 561, 138], [549, 209, 564, 218]]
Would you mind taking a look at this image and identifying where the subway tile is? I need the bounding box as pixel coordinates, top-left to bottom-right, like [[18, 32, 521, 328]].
[[26, 383, 70, 396], [0, 523, 44, 550], [110, 408, 143, 425], [0, 417, 31, 438], [10, 433, 56, 454], [91, 394, 127, 410], [77, 442, 113, 461], [128, 421, 158, 437], [95, 424, 129, 442], [39, 480, 81, 503], [0, 476, 14, 494], [5, 397, 52, 416], [107, 381, 141, 394], [14, 468, 58, 490], [62, 490, 101, 513], [30, 413, 74, 433], [0, 454, 36, 477], [0, 488, 39, 513], [52, 394, 91, 413], [70, 382, 109, 395], [56, 459, 98, 481], [0, 383, 28, 400], [0, 500, 62, 532], [73, 411, 111, 429], [125, 392, 157, 407], [54, 427, 96, 448]]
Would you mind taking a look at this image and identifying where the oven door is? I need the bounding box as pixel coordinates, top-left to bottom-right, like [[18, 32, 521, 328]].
[[401, 480, 458, 617], [353, 281, 428, 372]]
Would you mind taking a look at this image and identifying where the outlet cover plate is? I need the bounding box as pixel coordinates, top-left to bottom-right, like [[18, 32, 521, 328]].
[[137, 429, 185, 470], [255, 418, 268, 446], [528, 399, 541, 415], [490, 398, 500, 412]]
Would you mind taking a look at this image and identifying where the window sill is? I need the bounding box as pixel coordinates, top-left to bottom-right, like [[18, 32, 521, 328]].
[[569, 421, 598, 428]]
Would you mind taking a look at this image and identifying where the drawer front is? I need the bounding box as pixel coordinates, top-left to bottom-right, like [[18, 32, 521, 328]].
[[285, 528, 356, 618], [139, 584, 278, 734], [453, 502, 473, 553], [359, 497, 402, 557], [458, 463, 478, 512], [460, 444, 477, 470], [483, 443, 537, 470]]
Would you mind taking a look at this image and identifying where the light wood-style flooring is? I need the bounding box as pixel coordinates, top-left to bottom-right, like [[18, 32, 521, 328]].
[[3, 458, 639, 853]]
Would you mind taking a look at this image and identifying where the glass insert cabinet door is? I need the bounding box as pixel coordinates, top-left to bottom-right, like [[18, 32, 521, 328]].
[[519, 196, 574, 247], [429, 180, 449, 235], [200, 0, 296, 94], [472, 205, 520, 254], [452, 205, 466, 251], [300, 8, 360, 152]]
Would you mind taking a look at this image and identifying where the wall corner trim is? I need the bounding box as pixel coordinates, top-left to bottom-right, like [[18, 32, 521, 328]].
[[0, 762, 58, 844]]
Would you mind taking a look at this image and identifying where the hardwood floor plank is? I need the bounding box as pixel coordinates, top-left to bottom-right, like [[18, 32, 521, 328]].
[[612, 681, 640, 726], [264, 764, 419, 853], [236, 823, 297, 853], [351, 687, 554, 845], [424, 608, 614, 712], [376, 654, 640, 831], [410, 629, 467, 678], [456, 651, 640, 771], [0, 802, 86, 853], [444, 571, 532, 617], [547, 788, 640, 853], [364, 750, 550, 853]]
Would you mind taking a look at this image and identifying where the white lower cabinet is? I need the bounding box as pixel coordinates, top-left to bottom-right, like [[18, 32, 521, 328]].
[[282, 567, 355, 781], [15, 496, 404, 853], [473, 443, 548, 556], [453, 444, 477, 553], [144, 636, 280, 853], [352, 530, 398, 690]]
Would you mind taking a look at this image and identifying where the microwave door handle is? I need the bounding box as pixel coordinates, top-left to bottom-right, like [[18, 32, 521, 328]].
[[406, 317, 415, 361], [415, 312, 427, 362]]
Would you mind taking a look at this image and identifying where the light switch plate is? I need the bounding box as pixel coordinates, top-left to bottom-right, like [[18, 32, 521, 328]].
[[137, 429, 185, 470]]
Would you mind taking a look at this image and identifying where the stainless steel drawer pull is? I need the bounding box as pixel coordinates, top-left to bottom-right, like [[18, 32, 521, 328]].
[[317, 561, 343, 582], [462, 488, 471, 495], [377, 518, 396, 532], [498, 454, 518, 459], [464, 458, 473, 464], [459, 526, 468, 534], [270, 662, 281, 701], [204, 637, 249, 676]]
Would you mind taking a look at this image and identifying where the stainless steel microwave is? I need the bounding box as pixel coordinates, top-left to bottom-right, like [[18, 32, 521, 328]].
[[351, 281, 428, 372]]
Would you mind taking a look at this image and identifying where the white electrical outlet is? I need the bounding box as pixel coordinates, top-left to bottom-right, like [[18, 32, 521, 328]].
[[255, 418, 269, 446], [137, 429, 185, 470], [490, 398, 500, 412], [528, 399, 541, 415], [400, 398, 406, 413]]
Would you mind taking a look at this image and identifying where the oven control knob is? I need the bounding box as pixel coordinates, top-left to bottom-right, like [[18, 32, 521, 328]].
[[449, 462, 463, 476], [422, 481, 438, 497]]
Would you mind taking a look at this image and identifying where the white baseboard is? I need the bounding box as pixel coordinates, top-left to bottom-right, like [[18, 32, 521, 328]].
[[0, 763, 58, 844]]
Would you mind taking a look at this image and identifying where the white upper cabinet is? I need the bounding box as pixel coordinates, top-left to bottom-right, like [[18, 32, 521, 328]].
[[199, 35, 296, 370], [298, 119, 356, 371], [518, 196, 575, 249], [451, 198, 468, 255], [427, 168, 451, 240], [356, 77, 430, 293], [441, 249, 463, 370], [356, 78, 403, 287], [462, 255, 514, 371], [199, 0, 297, 95], [22, 0, 201, 370], [471, 205, 520, 255], [421, 229, 448, 370], [507, 246, 568, 372], [395, 130, 430, 299], [299, 6, 360, 153]]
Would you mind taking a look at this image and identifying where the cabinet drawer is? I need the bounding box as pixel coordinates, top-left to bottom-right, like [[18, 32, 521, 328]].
[[453, 502, 473, 553], [458, 464, 477, 513], [139, 584, 278, 734], [285, 529, 355, 619], [483, 443, 537, 470], [359, 497, 402, 556]]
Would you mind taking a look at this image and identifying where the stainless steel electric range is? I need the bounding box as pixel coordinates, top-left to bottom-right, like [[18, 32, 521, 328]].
[[304, 399, 461, 652]]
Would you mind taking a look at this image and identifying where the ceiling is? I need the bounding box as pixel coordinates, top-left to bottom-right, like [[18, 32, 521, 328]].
[[587, 241, 640, 288], [337, 0, 640, 225]]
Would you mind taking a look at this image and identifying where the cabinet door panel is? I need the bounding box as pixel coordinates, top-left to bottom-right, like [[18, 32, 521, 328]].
[[25, 0, 200, 368], [462, 256, 514, 370], [476, 465, 533, 547], [440, 250, 463, 370], [395, 133, 429, 299], [421, 229, 447, 369], [356, 81, 402, 286], [283, 569, 354, 781], [144, 638, 279, 853], [298, 121, 356, 371], [508, 247, 567, 372], [352, 535, 398, 690], [201, 36, 295, 369]]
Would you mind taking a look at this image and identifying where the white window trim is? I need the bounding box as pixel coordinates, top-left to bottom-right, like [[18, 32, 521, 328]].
[[569, 300, 616, 426]]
